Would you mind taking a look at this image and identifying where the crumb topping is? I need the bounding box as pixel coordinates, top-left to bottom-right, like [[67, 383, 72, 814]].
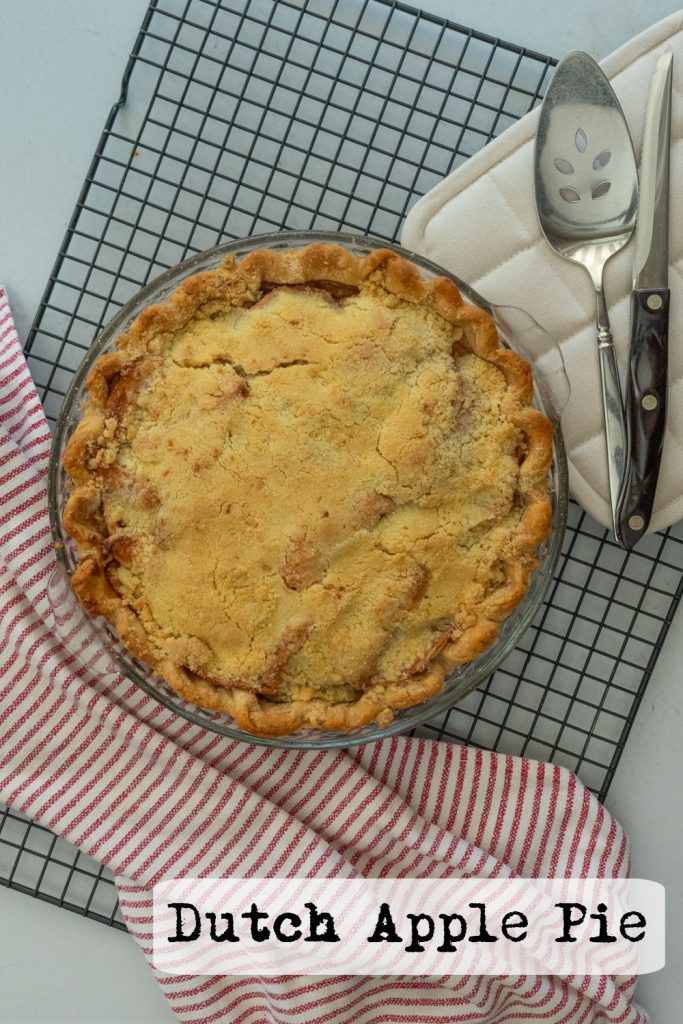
[[63, 245, 552, 735]]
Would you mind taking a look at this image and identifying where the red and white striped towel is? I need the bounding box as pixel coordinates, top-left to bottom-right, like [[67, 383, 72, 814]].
[[0, 287, 646, 1024]]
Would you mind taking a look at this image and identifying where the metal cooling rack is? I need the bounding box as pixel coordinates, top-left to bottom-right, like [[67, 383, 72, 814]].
[[3, 0, 682, 933]]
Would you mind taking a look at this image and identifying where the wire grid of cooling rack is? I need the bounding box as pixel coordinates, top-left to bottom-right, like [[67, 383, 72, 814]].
[[3, 0, 682, 932]]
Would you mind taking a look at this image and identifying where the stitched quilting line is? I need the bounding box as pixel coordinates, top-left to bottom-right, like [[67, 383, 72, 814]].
[[468, 255, 591, 327], [572, 423, 683, 456], [483, 171, 535, 244], [462, 179, 598, 327], [457, 239, 538, 286]]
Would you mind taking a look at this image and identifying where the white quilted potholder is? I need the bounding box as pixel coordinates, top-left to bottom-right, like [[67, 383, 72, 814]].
[[402, 12, 683, 534]]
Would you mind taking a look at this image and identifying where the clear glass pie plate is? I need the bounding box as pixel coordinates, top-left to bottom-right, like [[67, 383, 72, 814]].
[[48, 230, 569, 749]]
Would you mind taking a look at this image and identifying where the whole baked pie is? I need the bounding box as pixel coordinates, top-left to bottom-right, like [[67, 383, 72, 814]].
[[63, 243, 552, 736]]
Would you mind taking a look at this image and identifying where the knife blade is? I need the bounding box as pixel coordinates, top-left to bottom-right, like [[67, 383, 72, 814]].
[[616, 49, 673, 548]]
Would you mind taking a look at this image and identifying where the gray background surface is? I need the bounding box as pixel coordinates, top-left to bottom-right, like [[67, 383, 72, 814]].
[[1, 2, 681, 1022]]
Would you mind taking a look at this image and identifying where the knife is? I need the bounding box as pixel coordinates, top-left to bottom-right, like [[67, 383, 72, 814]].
[[616, 49, 673, 548]]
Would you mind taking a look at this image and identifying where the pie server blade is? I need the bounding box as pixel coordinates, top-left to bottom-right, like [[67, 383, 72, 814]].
[[533, 51, 638, 544]]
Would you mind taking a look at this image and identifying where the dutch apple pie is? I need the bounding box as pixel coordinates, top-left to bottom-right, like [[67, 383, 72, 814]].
[[63, 243, 553, 736]]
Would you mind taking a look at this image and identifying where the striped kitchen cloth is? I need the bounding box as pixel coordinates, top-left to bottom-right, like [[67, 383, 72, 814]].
[[0, 286, 646, 1023]]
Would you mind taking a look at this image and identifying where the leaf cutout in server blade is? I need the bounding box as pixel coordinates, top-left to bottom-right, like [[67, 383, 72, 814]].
[[591, 180, 612, 199], [554, 158, 575, 174], [593, 150, 611, 169], [575, 128, 588, 153], [559, 186, 581, 203]]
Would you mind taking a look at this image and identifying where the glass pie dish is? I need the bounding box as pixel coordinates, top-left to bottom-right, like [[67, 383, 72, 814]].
[[47, 230, 569, 749]]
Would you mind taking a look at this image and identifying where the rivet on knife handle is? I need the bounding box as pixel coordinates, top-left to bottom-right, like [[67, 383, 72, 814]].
[[615, 288, 669, 546]]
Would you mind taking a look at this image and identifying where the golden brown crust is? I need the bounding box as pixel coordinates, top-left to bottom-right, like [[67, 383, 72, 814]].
[[62, 243, 553, 736]]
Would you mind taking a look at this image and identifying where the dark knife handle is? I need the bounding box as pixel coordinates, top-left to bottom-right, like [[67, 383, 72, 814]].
[[616, 287, 669, 548]]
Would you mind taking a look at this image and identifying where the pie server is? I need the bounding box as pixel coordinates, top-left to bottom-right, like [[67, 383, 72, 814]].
[[615, 49, 673, 548], [534, 51, 638, 543]]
